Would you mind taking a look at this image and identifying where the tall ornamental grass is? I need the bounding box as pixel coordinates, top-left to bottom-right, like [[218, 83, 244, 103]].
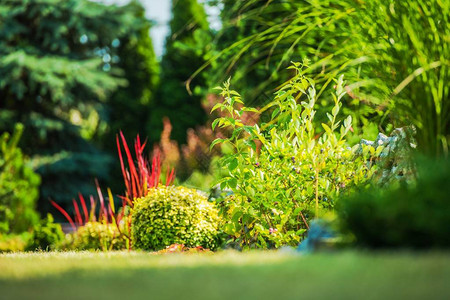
[[203, 0, 449, 156]]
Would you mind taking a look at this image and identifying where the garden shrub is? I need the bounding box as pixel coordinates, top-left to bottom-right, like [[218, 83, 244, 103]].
[[0, 123, 40, 234], [338, 156, 450, 249], [131, 186, 220, 251], [211, 63, 377, 249], [0, 233, 30, 252], [60, 222, 126, 251], [25, 214, 64, 251]]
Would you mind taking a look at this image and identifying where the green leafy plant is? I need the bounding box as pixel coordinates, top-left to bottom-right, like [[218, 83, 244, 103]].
[[211, 63, 377, 249], [0, 123, 40, 234], [25, 214, 64, 251], [338, 156, 450, 248], [131, 186, 221, 251]]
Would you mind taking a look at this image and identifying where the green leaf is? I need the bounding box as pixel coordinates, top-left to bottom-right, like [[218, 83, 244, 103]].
[[244, 139, 257, 151], [231, 208, 243, 223], [211, 103, 223, 113], [271, 108, 280, 120], [210, 138, 225, 150], [226, 117, 236, 125], [242, 107, 259, 113], [211, 119, 220, 131], [344, 115, 352, 128], [332, 104, 339, 117], [246, 186, 255, 198], [326, 112, 333, 123], [228, 177, 238, 189], [243, 126, 255, 135], [322, 123, 333, 136], [229, 158, 238, 171]]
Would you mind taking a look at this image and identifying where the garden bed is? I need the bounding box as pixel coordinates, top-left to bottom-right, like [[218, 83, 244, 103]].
[[1, 251, 449, 300]]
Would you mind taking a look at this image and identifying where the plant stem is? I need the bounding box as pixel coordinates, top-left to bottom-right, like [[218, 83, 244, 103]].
[[299, 210, 310, 230], [315, 168, 319, 218]]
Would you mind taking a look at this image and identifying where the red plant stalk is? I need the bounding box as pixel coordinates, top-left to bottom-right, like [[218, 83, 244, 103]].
[[116, 136, 130, 197], [78, 193, 89, 224], [50, 200, 76, 231], [51, 181, 126, 229], [89, 195, 97, 222], [95, 179, 108, 223], [119, 131, 140, 199], [72, 199, 83, 226], [166, 168, 175, 186], [116, 131, 175, 207]]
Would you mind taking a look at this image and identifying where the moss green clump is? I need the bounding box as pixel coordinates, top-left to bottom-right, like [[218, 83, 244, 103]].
[[131, 186, 220, 251], [60, 222, 127, 251]]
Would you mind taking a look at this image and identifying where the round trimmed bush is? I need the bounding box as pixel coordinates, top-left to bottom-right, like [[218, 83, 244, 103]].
[[131, 186, 220, 251]]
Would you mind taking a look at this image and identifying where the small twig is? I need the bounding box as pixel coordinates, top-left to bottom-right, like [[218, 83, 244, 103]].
[[299, 210, 310, 230]]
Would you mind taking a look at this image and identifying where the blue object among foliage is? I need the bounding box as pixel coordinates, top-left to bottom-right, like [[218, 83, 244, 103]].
[[297, 220, 336, 253]]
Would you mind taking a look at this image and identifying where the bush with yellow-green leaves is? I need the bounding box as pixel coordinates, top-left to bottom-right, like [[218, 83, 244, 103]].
[[59, 222, 127, 251], [131, 186, 221, 251]]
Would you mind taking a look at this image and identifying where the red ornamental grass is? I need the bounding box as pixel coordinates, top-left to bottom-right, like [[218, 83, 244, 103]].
[[116, 131, 175, 208], [50, 181, 119, 231], [51, 133, 175, 234]]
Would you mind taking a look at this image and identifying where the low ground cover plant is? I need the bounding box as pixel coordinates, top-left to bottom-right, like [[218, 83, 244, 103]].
[[131, 185, 221, 251], [59, 222, 126, 251], [211, 63, 378, 249]]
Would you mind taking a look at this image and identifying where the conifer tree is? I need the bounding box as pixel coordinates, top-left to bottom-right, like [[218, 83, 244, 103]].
[[100, 0, 159, 193], [0, 0, 142, 215], [148, 0, 211, 144]]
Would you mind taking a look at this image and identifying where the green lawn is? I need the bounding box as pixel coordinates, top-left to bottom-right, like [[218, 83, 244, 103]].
[[1, 251, 449, 300]]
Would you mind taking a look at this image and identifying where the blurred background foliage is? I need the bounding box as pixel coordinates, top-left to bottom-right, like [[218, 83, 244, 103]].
[[147, 0, 211, 144], [0, 0, 448, 229], [0, 0, 154, 216]]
